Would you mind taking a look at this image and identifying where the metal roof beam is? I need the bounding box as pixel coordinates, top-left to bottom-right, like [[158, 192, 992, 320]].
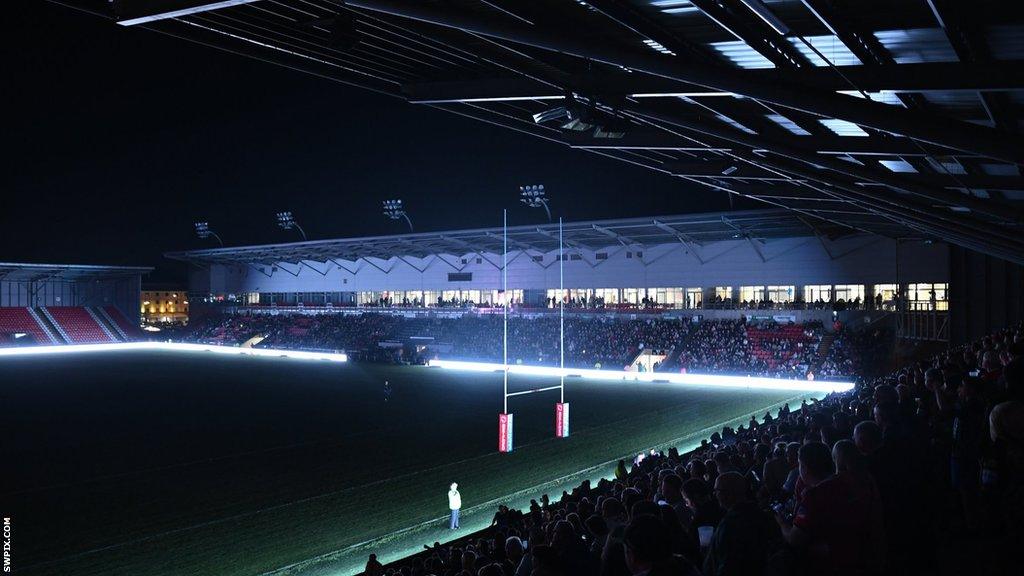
[[662, 160, 778, 179], [926, 0, 1019, 135], [591, 224, 641, 247], [484, 231, 544, 254], [651, 220, 707, 264], [628, 107, 1024, 259], [625, 103, 1024, 224], [402, 62, 1024, 103], [347, 0, 1023, 163], [112, 0, 258, 26], [799, 0, 893, 66], [688, 0, 808, 69], [565, 129, 962, 157], [584, 0, 722, 64], [533, 227, 592, 251]]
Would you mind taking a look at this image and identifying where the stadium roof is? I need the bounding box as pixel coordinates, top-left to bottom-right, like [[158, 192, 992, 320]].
[[166, 208, 899, 265], [0, 262, 153, 282], [58, 0, 1024, 264]]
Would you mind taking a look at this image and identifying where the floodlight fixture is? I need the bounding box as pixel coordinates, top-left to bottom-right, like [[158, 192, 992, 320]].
[[519, 185, 552, 221], [382, 199, 414, 231], [194, 221, 223, 246], [276, 211, 308, 240]]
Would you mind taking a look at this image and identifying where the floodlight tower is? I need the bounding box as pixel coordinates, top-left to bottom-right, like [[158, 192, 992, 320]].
[[520, 184, 569, 439], [519, 185, 552, 221], [382, 199, 414, 232], [194, 222, 223, 246], [276, 211, 308, 241]]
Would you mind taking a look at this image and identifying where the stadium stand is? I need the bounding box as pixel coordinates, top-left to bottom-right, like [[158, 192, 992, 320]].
[[0, 306, 143, 347], [176, 312, 864, 379], [363, 322, 1024, 576], [99, 305, 138, 341], [42, 307, 118, 344], [0, 307, 57, 345], [0, 263, 148, 347]]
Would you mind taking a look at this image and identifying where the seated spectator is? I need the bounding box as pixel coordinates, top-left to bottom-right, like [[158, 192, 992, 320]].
[[703, 471, 780, 576], [623, 514, 699, 576], [505, 536, 525, 574], [778, 442, 882, 575]]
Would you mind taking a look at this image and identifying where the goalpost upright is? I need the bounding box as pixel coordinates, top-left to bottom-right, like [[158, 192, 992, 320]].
[[499, 209, 514, 452], [555, 216, 569, 438]]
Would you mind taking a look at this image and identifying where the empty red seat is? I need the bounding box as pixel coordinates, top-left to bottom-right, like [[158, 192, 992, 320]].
[[0, 308, 54, 344], [45, 307, 116, 344]]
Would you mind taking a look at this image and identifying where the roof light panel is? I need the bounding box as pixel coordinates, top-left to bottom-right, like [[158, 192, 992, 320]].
[[642, 39, 676, 55], [788, 35, 862, 66], [838, 90, 906, 107], [879, 159, 919, 173], [715, 113, 758, 134], [710, 41, 776, 69], [765, 113, 811, 135], [818, 119, 869, 137], [649, 0, 699, 14]]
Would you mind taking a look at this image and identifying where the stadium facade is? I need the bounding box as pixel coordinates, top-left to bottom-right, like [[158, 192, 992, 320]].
[[168, 209, 948, 314]]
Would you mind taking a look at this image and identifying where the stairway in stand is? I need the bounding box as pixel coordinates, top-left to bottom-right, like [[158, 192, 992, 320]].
[[86, 307, 122, 342], [42, 307, 117, 344], [810, 332, 836, 376]]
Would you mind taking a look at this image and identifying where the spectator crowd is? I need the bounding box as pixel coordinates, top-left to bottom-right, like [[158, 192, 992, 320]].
[[174, 312, 872, 378], [364, 322, 1024, 576]]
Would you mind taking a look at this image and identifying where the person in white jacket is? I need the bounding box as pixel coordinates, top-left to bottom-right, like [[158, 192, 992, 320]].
[[448, 482, 462, 530]]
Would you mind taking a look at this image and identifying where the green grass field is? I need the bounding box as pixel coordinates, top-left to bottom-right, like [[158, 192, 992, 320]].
[[0, 350, 820, 576]]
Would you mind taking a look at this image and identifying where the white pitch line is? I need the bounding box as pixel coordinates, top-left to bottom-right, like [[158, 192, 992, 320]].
[[0, 341, 347, 362], [428, 358, 853, 393]]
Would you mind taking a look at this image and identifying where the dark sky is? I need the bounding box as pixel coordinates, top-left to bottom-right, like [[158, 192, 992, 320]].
[[4, 2, 741, 282]]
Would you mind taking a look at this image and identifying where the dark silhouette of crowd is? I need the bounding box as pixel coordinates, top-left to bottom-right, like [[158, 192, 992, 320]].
[[175, 313, 850, 378], [818, 327, 892, 380], [363, 321, 1024, 576]]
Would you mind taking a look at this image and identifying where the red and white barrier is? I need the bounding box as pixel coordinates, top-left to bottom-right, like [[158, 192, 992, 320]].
[[555, 402, 570, 438], [498, 413, 514, 452]]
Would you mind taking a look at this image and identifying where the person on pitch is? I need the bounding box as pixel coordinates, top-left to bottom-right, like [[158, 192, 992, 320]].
[[448, 482, 462, 530], [383, 380, 392, 403]]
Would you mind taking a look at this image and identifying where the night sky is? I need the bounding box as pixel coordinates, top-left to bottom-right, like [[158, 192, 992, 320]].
[[5, 2, 745, 282]]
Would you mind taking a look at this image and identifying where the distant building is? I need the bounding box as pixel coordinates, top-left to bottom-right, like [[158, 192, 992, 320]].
[[141, 287, 189, 325]]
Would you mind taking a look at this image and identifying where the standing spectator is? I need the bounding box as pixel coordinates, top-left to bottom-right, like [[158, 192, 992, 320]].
[[448, 482, 462, 530], [363, 553, 383, 576], [990, 401, 1024, 572]]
